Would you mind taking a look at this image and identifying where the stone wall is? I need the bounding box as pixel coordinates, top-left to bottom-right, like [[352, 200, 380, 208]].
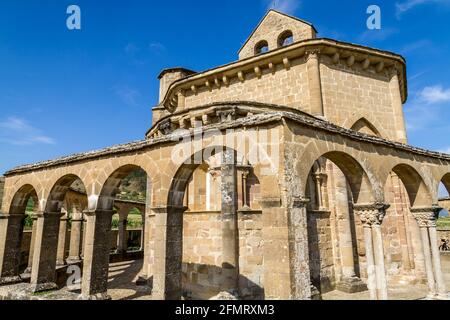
[[320, 58, 396, 140], [307, 211, 336, 293], [184, 59, 310, 114], [181, 211, 263, 300], [0, 176, 4, 213], [239, 10, 316, 60]]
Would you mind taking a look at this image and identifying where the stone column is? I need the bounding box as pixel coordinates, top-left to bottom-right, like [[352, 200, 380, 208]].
[[333, 170, 367, 293], [30, 211, 63, 292], [81, 210, 113, 300], [0, 213, 25, 285], [411, 206, 448, 299], [56, 209, 69, 266], [306, 50, 324, 118], [389, 67, 407, 144], [81, 218, 87, 258], [137, 211, 154, 286], [354, 203, 390, 300], [116, 213, 128, 254], [152, 206, 185, 300], [67, 210, 83, 264], [140, 212, 145, 251], [220, 150, 239, 295], [25, 213, 39, 274]]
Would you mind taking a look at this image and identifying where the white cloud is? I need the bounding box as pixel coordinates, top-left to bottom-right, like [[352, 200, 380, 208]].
[[0, 117, 55, 146], [115, 86, 141, 107], [148, 42, 166, 55], [266, 0, 301, 15], [396, 0, 450, 18], [420, 85, 450, 104]]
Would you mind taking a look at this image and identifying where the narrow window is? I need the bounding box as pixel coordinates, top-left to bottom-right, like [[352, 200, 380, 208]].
[[278, 30, 294, 47], [255, 40, 269, 55]]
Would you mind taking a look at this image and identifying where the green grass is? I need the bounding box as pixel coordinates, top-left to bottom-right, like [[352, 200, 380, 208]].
[[111, 213, 143, 229], [438, 217, 450, 229]]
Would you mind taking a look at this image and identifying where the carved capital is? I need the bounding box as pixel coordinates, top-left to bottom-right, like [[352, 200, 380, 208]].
[[353, 203, 390, 227], [305, 49, 321, 61], [158, 119, 172, 135], [216, 108, 236, 122], [411, 206, 442, 228], [292, 196, 310, 209]]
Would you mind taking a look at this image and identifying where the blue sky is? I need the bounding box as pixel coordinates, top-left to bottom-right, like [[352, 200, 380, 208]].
[[1, 0, 450, 188]]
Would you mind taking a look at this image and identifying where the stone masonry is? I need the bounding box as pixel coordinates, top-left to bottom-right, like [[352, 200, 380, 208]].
[[0, 10, 450, 301]]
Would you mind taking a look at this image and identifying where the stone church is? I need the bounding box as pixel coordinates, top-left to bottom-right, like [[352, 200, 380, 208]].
[[1, 10, 450, 300]]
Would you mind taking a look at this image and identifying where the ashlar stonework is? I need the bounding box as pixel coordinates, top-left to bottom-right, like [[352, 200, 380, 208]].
[[0, 10, 450, 300]]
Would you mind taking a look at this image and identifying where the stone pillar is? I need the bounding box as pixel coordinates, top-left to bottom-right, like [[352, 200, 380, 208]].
[[67, 210, 83, 264], [116, 214, 128, 254], [389, 67, 408, 144], [140, 212, 145, 251], [354, 203, 390, 300], [25, 213, 39, 274], [81, 218, 87, 258], [306, 50, 324, 118], [0, 213, 25, 285], [30, 212, 63, 292], [333, 170, 367, 293], [81, 210, 113, 300], [260, 196, 312, 300], [152, 206, 185, 300], [137, 211, 154, 285], [220, 150, 239, 295], [56, 209, 69, 266], [411, 206, 448, 299]]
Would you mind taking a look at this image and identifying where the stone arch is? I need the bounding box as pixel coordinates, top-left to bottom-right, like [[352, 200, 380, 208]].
[[97, 164, 150, 211], [45, 174, 87, 213], [387, 164, 433, 207], [9, 184, 39, 215], [439, 173, 450, 197], [342, 114, 387, 139], [350, 118, 382, 138], [278, 30, 294, 47], [254, 40, 269, 55], [304, 151, 375, 204]]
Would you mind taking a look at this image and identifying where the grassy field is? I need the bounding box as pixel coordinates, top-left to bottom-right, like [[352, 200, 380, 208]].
[[438, 217, 450, 229]]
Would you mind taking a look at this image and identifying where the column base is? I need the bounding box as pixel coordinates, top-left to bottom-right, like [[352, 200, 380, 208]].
[[66, 257, 82, 265], [78, 292, 111, 300], [30, 282, 58, 293], [56, 261, 66, 267], [0, 276, 23, 286], [336, 277, 368, 293], [310, 285, 322, 300], [136, 275, 150, 286]]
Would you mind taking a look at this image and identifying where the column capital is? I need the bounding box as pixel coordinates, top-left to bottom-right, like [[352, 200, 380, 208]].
[[0, 213, 26, 220], [82, 209, 114, 217], [292, 196, 310, 208], [353, 203, 390, 227], [35, 211, 66, 219], [305, 49, 321, 61], [411, 206, 442, 228], [151, 206, 188, 214]]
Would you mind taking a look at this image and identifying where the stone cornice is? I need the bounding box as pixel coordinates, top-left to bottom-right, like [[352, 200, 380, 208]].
[[158, 37, 407, 111], [5, 103, 450, 176]]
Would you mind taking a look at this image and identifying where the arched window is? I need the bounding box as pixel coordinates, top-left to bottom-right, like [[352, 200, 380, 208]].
[[255, 40, 269, 55], [278, 30, 294, 48]]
